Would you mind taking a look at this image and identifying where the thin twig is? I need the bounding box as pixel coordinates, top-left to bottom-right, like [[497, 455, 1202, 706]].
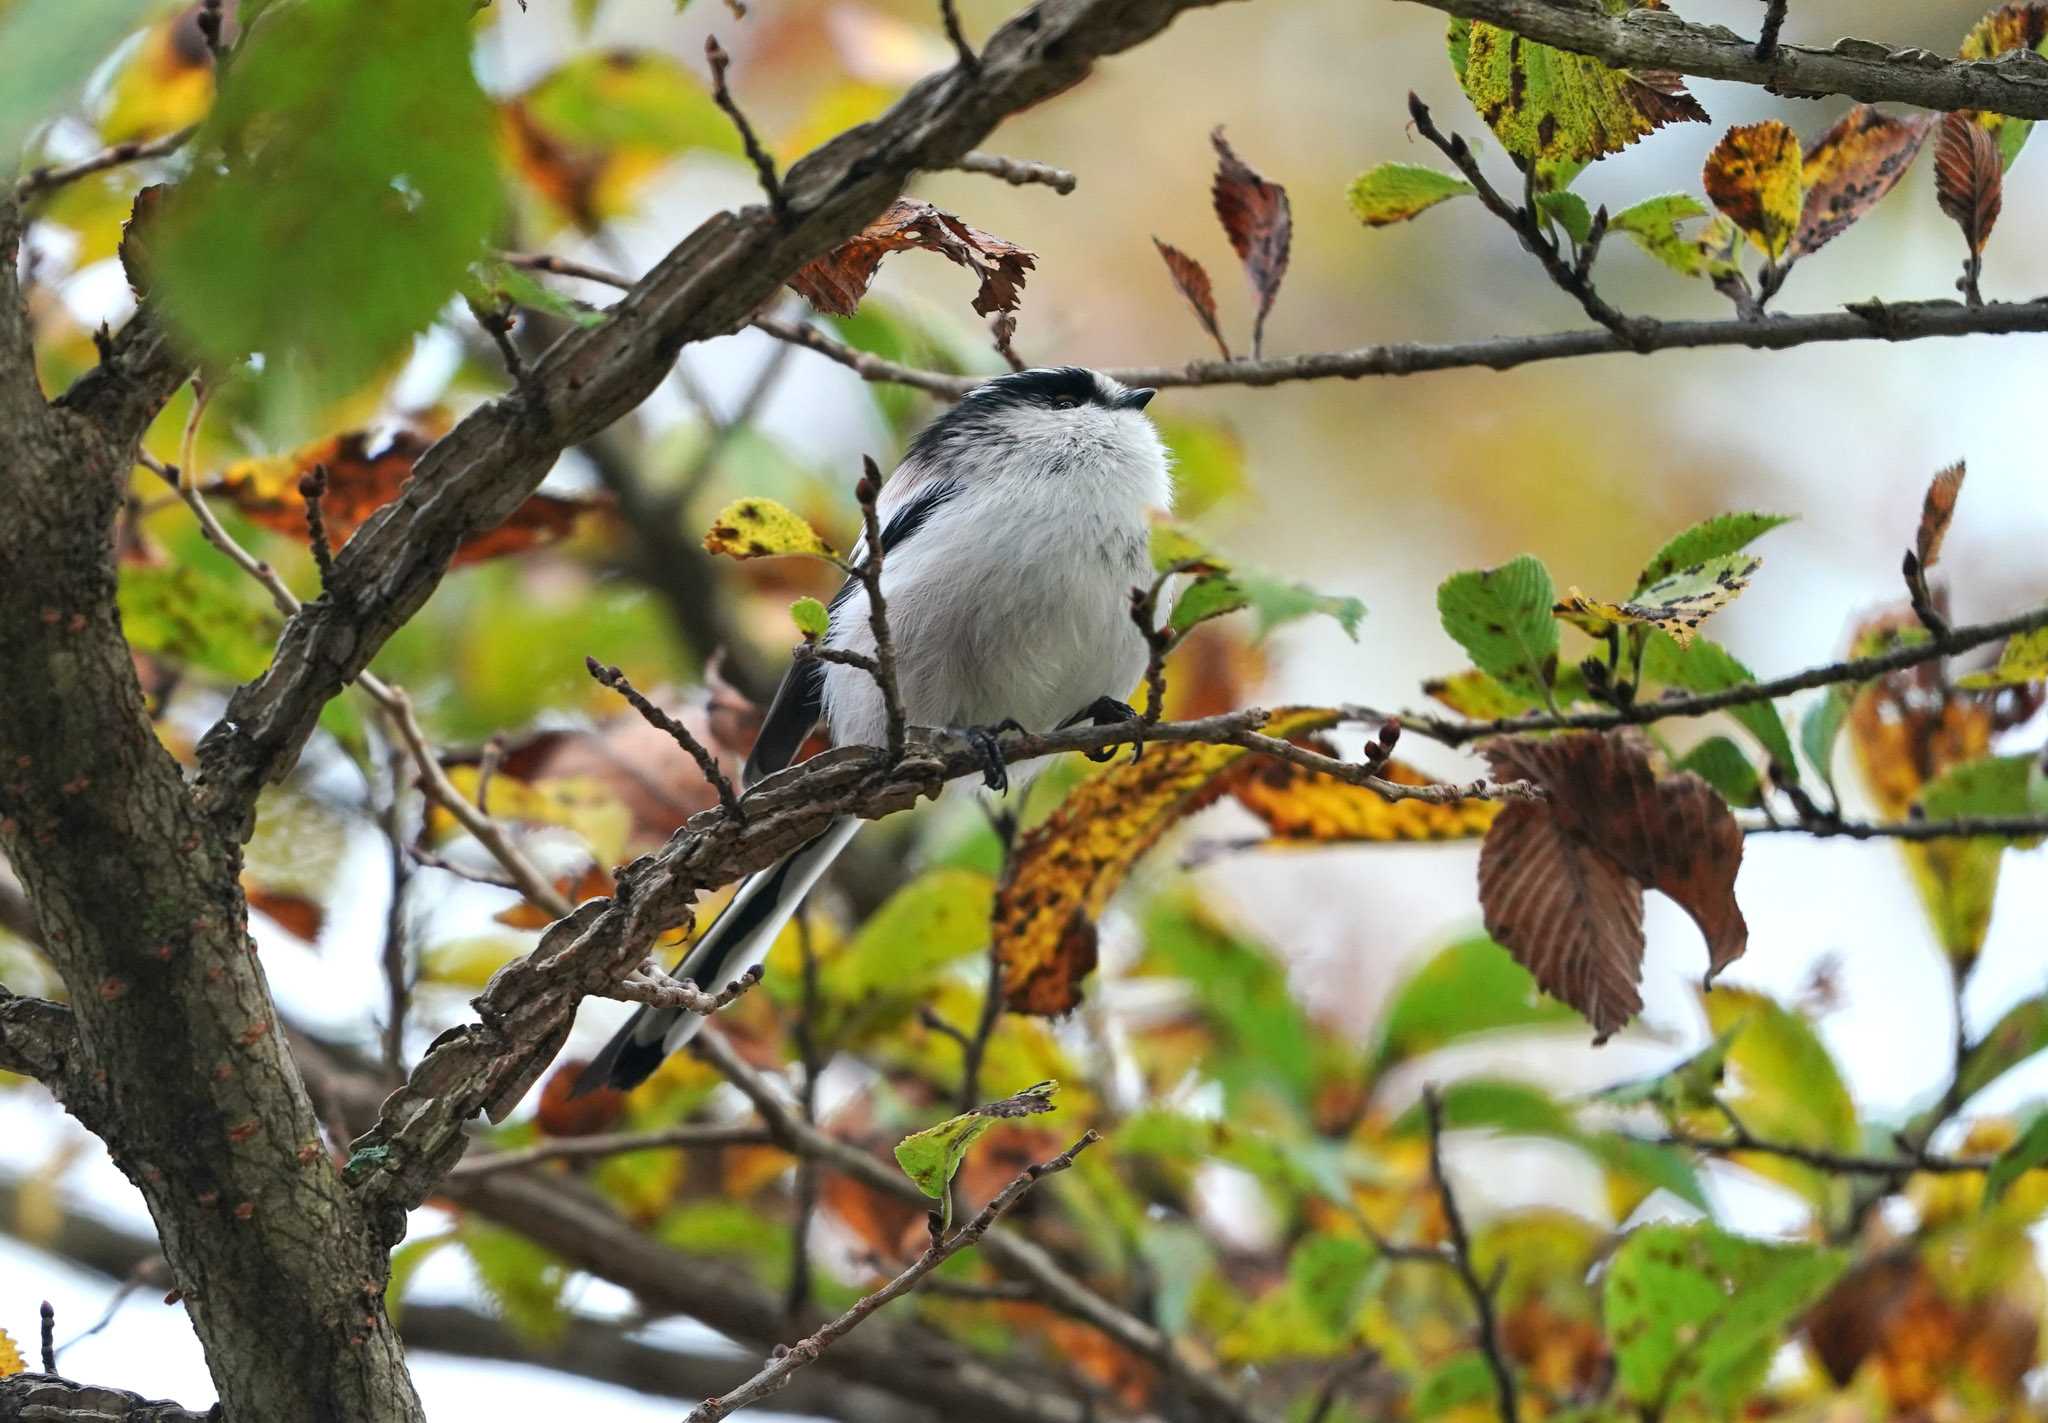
[[39, 1301, 55, 1373], [682, 1132, 1098, 1423], [1369, 599, 2048, 748], [1754, 0, 1790, 62], [705, 37, 786, 223], [1304, 1352, 1380, 1423], [300, 464, 337, 593], [448, 1123, 774, 1179], [1423, 1087, 1518, 1423], [854, 457, 907, 763], [500, 251, 635, 292], [952, 151, 1074, 194], [1903, 550, 1951, 640], [787, 911, 823, 1320], [1745, 811, 2048, 840], [1410, 95, 1652, 350], [691, 1029, 1264, 1423], [474, 299, 527, 385], [1648, 1125, 1992, 1177], [938, 0, 980, 72], [957, 949, 1006, 1113], [610, 960, 766, 1014], [15, 126, 197, 201], [750, 296, 2048, 400], [378, 737, 412, 1078], [585, 658, 744, 819]]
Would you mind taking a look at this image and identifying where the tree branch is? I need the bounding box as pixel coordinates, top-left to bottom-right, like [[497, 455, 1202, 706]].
[[1422, 1087, 1518, 1423], [682, 1132, 1100, 1423], [15, 126, 197, 202], [752, 296, 2048, 398], [952, 151, 1076, 193], [448, 1122, 774, 1178], [1393, 0, 2048, 119], [0, 1375, 211, 1423], [187, 0, 1247, 841]]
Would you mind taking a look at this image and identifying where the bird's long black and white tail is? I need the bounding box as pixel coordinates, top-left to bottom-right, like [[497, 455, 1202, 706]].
[[572, 816, 859, 1095]]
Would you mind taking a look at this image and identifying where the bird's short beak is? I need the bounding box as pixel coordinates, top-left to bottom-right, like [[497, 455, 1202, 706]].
[[1116, 388, 1157, 411]]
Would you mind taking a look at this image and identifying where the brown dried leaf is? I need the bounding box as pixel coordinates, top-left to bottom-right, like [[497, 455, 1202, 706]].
[[536, 1057, 627, 1137], [1479, 731, 1748, 1042], [1795, 106, 1932, 257], [1152, 237, 1230, 360], [1935, 110, 2003, 255], [209, 430, 600, 567], [788, 197, 1035, 317], [1917, 461, 1967, 569], [246, 886, 325, 942], [1210, 128, 1290, 355]]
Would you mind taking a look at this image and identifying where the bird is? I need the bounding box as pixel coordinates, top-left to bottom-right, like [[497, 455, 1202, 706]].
[[573, 365, 1169, 1095]]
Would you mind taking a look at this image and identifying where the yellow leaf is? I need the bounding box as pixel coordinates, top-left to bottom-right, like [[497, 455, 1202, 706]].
[[1956, 626, 2048, 689], [1229, 757, 1500, 843], [0, 1326, 20, 1378], [424, 767, 631, 867], [1556, 554, 1759, 649], [702, 497, 837, 561], [994, 709, 1336, 1016], [1703, 121, 1803, 261], [100, 17, 215, 144]]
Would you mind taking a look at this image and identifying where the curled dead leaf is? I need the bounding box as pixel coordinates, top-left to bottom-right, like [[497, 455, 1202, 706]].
[[1152, 238, 1229, 360], [1917, 462, 1966, 569], [1934, 110, 2003, 256], [788, 197, 1035, 317], [1478, 731, 1747, 1042], [1210, 128, 1290, 355]]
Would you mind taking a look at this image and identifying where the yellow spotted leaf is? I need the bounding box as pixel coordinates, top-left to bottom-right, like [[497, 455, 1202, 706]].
[[1424, 668, 1536, 720], [1228, 756, 1501, 843], [100, 14, 214, 144], [1703, 121, 1803, 261], [0, 1326, 21, 1377], [1450, 19, 1708, 164], [1556, 554, 1759, 649], [702, 497, 837, 561], [1957, 627, 2048, 689], [1960, 3, 2048, 167], [1794, 106, 1932, 257], [994, 708, 1337, 1016]]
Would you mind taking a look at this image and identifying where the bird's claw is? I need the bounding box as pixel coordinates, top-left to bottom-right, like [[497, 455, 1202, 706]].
[[960, 718, 1026, 792], [1065, 696, 1140, 763]]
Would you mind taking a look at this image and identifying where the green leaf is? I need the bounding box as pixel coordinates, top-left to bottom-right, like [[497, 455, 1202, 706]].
[[467, 259, 607, 329], [1635, 512, 1792, 593], [1448, 18, 1708, 164], [1535, 190, 1595, 245], [458, 1220, 568, 1343], [1592, 1027, 1739, 1116], [118, 563, 282, 684], [1144, 901, 1317, 1112], [1676, 736, 1762, 808], [790, 596, 830, 640], [1955, 994, 2048, 1108], [1918, 755, 2042, 835], [1605, 1223, 1845, 1416], [1609, 193, 1728, 278], [1288, 1235, 1374, 1336], [153, 0, 505, 419], [1156, 417, 1246, 519], [1701, 987, 1858, 1210], [1168, 571, 1364, 641], [1985, 1111, 2048, 1204], [384, 1230, 458, 1324], [0, 0, 151, 169], [895, 1081, 1059, 1210], [1640, 633, 1799, 783], [1345, 162, 1475, 226], [1956, 626, 2048, 689], [1370, 935, 1579, 1077], [1436, 555, 1559, 698], [1413, 1356, 1495, 1420], [1150, 521, 1224, 575], [1801, 685, 1853, 795]]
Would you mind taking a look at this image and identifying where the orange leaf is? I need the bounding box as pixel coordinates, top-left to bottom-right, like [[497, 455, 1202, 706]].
[[493, 862, 614, 929], [246, 886, 325, 942], [1934, 110, 2002, 256], [994, 708, 1337, 1015], [536, 1057, 627, 1137], [1152, 238, 1229, 360], [1210, 128, 1290, 351], [1702, 120, 1803, 261], [208, 430, 601, 567], [1795, 106, 1931, 257], [1478, 731, 1747, 1042], [1917, 462, 1967, 570], [788, 198, 1035, 317]]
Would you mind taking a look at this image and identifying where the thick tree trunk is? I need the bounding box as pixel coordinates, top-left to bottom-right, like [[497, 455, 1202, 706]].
[[0, 206, 423, 1421]]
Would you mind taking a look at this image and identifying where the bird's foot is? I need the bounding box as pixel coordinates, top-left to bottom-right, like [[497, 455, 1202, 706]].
[[957, 718, 1027, 793], [1061, 696, 1141, 762]]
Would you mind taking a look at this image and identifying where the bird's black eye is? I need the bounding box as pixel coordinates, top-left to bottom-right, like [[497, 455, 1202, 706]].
[[1050, 394, 1080, 410]]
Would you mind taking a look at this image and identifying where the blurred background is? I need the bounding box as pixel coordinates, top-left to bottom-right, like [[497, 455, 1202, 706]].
[[5, 0, 2048, 1415]]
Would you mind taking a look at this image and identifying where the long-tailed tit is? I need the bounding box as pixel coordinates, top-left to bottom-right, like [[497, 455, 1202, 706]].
[[575, 366, 1168, 1094]]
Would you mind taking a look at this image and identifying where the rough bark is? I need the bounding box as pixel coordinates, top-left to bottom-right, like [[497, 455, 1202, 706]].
[[0, 198, 422, 1423]]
